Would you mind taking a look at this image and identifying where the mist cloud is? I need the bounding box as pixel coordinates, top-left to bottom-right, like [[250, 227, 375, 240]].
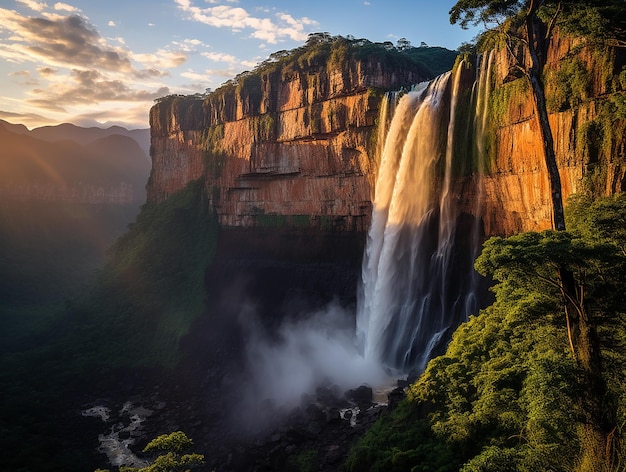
[[235, 300, 388, 430]]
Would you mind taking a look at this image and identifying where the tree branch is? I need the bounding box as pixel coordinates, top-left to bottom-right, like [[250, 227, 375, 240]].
[[545, 2, 562, 42]]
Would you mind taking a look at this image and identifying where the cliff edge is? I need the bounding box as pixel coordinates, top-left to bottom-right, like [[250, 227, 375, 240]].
[[148, 35, 441, 231]]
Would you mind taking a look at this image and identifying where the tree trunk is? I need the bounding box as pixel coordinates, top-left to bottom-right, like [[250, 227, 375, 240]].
[[524, 5, 611, 468], [525, 12, 566, 231]]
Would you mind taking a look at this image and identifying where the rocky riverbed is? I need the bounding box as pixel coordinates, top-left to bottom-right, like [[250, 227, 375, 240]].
[[82, 371, 406, 472]]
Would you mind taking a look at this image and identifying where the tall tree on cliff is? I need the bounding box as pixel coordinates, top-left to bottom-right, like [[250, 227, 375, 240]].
[[450, 0, 626, 469], [451, 0, 624, 230]]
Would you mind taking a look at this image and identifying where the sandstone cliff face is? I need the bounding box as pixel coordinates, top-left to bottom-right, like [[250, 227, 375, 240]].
[[149, 49, 427, 231], [149, 33, 626, 236], [475, 31, 626, 235]]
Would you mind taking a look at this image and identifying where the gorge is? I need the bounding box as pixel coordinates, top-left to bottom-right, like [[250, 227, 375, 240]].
[[2, 4, 626, 470], [149, 31, 625, 381], [63, 29, 626, 472]]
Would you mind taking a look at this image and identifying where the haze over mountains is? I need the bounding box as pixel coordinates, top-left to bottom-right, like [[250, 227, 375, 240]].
[[0, 119, 150, 203], [0, 120, 151, 304], [0, 120, 150, 157]]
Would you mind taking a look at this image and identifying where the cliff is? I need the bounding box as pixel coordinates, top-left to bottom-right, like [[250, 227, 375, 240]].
[[148, 32, 626, 236], [148, 36, 435, 231], [474, 30, 626, 235]]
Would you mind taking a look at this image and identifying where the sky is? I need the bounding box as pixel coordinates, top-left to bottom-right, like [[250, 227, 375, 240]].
[[0, 0, 482, 130]]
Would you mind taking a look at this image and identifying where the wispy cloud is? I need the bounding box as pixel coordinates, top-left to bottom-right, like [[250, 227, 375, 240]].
[[27, 69, 170, 109], [174, 0, 318, 44], [37, 66, 57, 76], [53, 2, 79, 12], [16, 0, 48, 12], [201, 51, 237, 63], [0, 9, 133, 71]]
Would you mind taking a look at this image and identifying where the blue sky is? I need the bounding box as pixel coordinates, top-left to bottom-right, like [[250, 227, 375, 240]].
[[0, 0, 481, 129]]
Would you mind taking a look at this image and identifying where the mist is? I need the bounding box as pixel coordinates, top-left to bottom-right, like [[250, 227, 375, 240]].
[[233, 299, 389, 431]]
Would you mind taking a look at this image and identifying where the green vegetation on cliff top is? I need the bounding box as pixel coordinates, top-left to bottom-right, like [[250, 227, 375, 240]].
[[155, 33, 458, 107]]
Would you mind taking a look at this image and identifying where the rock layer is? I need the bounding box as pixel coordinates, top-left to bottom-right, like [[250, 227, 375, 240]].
[[149, 51, 428, 231], [149, 33, 626, 236]]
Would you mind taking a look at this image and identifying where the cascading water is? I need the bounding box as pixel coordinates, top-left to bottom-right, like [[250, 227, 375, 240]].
[[357, 54, 495, 374]]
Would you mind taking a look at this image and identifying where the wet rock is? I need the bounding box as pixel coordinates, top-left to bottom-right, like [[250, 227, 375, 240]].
[[345, 385, 373, 408], [388, 387, 406, 410]]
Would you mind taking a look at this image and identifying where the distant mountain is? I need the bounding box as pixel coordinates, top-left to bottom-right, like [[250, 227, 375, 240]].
[[0, 120, 152, 304], [0, 121, 151, 204], [0, 119, 151, 159]]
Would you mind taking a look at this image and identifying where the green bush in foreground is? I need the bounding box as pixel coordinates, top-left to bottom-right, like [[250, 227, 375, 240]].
[[96, 431, 204, 472]]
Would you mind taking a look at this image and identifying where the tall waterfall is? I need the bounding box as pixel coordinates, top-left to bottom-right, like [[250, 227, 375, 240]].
[[357, 54, 494, 374]]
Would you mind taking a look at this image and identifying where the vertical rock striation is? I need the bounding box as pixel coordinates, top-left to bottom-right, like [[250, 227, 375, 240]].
[[149, 41, 430, 231], [474, 30, 626, 235], [148, 32, 626, 236]]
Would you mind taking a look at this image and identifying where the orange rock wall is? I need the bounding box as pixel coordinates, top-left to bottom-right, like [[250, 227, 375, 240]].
[[148, 33, 626, 235], [477, 32, 625, 235], [149, 56, 426, 230]]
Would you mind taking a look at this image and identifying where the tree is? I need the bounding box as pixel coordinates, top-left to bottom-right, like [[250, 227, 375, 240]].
[[474, 230, 625, 470], [450, 1, 626, 468], [396, 37, 412, 50], [96, 431, 205, 472]]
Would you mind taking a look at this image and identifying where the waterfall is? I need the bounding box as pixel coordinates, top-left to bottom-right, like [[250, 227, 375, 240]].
[[357, 54, 495, 374]]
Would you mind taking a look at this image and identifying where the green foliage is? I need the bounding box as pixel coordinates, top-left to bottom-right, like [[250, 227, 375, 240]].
[[143, 431, 194, 454], [404, 46, 459, 76], [451, 0, 625, 44], [349, 194, 626, 471], [287, 449, 318, 472], [190, 33, 456, 121], [0, 201, 139, 304], [81, 179, 218, 368], [201, 124, 227, 178], [574, 90, 626, 195], [544, 57, 591, 112], [251, 113, 276, 142], [345, 401, 458, 472], [539, 1, 626, 44], [483, 77, 528, 170], [97, 432, 204, 472]]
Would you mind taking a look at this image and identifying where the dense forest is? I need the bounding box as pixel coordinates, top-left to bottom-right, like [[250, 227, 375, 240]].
[[347, 194, 626, 471]]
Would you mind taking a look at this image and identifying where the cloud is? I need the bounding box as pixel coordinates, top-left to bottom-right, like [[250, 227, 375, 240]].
[[9, 70, 31, 77], [70, 106, 151, 129], [131, 49, 188, 70], [8, 69, 39, 86], [16, 0, 48, 12], [181, 68, 236, 82], [53, 2, 79, 12], [0, 9, 133, 72], [201, 51, 237, 63], [0, 109, 52, 128], [175, 0, 318, 44], [37, 66, 57, 76], [108, 20, 116, 27], [27, 68, 171, 108]]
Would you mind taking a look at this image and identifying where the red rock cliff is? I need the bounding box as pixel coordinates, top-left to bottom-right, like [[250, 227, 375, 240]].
[[148, 38, 430, 231], [148, 33, 626, 236], [474, 31, 626, 235]]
